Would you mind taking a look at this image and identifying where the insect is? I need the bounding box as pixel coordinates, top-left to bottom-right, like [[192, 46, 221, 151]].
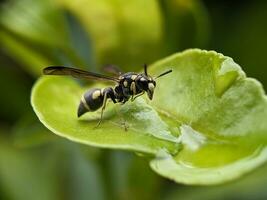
[[43, 64, 172, 126]]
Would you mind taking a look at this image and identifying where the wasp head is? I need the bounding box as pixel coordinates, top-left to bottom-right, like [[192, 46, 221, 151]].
[[137, 64, 172, 100], [147, 78, 156, 100], [137, 75, 156, 100]]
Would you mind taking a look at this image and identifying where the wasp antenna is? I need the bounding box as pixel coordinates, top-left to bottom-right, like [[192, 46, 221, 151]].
[[144, 64, 148, 76], [155, 69, 172, 79]]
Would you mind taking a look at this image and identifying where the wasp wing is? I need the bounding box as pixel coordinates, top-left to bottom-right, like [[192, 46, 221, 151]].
[[102, 64, 123, 75], [43, 66, 119, 82]]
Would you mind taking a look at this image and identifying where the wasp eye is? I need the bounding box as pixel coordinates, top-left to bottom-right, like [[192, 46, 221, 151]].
[[148, 82, 155, 91], [140, 77, 146, 82]]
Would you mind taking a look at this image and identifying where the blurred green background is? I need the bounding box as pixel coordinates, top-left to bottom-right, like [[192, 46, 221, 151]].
[[0, 0, 267, 199]]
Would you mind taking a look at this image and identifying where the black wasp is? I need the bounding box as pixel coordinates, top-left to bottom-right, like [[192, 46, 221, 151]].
[[43, 64, 172, 126]]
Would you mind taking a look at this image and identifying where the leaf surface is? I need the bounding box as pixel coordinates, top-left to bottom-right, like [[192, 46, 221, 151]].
[[32, 49, 267, 184]]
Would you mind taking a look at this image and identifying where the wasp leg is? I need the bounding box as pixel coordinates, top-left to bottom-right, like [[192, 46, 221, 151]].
[[95, 92, 108, 128], [114, 106, 129, 131], [122, 96, 129, 104], [123, 121, 129, 131], [131, 91, 145, 102]]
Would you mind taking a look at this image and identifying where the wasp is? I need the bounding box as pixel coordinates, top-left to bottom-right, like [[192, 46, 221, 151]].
[[43, 64, 172, 126]]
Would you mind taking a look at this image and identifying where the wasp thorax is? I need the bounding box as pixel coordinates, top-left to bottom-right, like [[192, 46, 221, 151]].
[[136, 75, 156, 100]]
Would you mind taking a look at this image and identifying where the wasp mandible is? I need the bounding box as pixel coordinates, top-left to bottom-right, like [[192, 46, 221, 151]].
[[43, 64, 172, 126]]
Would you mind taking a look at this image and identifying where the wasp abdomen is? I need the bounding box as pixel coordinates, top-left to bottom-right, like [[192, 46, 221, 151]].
[[78, 88, 104, 117]]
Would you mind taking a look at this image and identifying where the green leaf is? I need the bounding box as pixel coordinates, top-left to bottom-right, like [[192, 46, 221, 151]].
[[148, 49, 267, 184], [32, 49, 267, 185], [149, 49, 267, 143], [31, 76, 178, 155], [164, 159, 267, 200], [150, 145, 267, 185]]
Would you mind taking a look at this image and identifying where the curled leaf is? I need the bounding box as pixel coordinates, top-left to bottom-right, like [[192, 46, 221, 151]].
[[32, 49, 267, 184]]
